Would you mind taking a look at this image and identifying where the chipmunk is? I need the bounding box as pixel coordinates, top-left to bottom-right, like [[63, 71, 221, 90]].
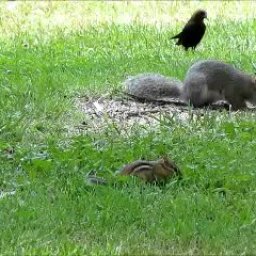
[[124, 60, 256, 110], [86, 156, 182, 186], [117, 157, 181, 183]]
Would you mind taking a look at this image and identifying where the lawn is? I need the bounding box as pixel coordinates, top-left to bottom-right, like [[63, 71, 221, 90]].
[[1, 1, 256, 255]]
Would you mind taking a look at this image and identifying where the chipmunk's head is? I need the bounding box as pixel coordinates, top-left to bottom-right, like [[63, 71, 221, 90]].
[[160, 156, 182, 177]]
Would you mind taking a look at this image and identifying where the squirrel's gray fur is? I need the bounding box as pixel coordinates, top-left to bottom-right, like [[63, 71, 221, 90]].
[[123, 60, 256, 110], [124, 73, 183, 101]]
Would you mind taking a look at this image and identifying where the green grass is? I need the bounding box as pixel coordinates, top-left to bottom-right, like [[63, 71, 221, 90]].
[[1, 1, 256, 255]]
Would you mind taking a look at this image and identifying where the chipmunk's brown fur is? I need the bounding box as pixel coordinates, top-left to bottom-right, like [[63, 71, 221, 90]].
[[86, 157, 182, 186], [117, 157, 181, 184]]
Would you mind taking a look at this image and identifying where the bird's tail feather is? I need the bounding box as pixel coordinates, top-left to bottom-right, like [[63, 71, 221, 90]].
[[170, 33, 180, 39]]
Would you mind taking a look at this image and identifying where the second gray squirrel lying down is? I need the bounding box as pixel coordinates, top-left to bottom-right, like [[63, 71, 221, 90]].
[[124, 60, 256, 110]]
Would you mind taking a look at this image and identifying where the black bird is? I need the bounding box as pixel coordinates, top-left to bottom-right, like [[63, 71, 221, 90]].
[[171, 9, 207, 51]]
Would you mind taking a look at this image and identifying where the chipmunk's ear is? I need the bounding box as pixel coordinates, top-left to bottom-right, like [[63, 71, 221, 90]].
[[160, 153, 168, 159], [160, 155, 169, 164]]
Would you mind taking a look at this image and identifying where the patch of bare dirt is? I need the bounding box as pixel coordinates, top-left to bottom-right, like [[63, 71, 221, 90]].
[[73, 95, 256, 136], [74, 94, 202, 133]]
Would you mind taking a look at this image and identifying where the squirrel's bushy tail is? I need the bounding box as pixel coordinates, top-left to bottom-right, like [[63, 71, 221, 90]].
[[123, 73, 183, 100]]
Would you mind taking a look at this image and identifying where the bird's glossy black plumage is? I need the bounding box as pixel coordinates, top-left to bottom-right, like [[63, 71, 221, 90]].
[[171, 10, 207, 51]]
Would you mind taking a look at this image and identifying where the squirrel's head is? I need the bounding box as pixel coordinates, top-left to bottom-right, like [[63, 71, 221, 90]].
[[249, 74, 256, 105], [253, 76, 256, 86], [252, 62, 256, 78]]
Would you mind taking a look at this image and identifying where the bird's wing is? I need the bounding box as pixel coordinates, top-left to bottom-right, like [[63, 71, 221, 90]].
[[182, 22, 206, 37]]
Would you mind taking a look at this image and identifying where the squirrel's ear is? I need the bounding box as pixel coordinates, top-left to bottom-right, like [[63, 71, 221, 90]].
[[251, 73, 256, 85], [253, 76, 256, 86]]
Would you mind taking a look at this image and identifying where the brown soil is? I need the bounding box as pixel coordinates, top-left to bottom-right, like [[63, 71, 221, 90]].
[[74, 94, 206, 133]]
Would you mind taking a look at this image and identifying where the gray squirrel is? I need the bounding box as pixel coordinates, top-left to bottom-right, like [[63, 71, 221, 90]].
[[123, 60, 256, 110]]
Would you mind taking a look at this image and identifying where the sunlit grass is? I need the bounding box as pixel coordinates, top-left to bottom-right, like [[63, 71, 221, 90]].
[[1, 1, 256, 255]]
